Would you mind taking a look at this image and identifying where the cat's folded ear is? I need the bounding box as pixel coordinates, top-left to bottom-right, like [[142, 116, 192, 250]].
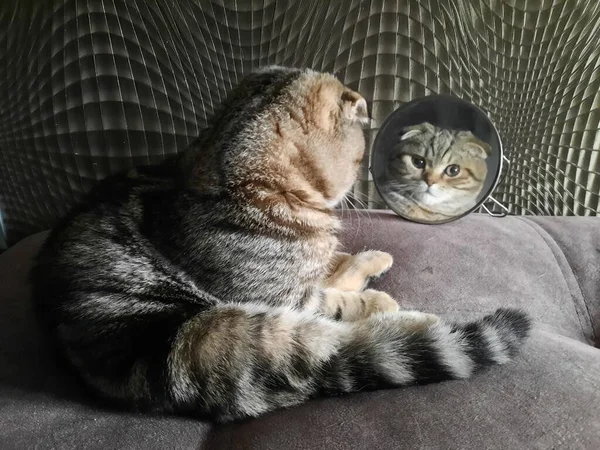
[[463, 134, 492, 159], [341, 90, 370, 125], [400, 122, 435, 141]]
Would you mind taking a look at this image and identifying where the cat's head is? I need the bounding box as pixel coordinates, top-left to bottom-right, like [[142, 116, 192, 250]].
[[187, 66, 369, 215], [385, 122, 490, 214]]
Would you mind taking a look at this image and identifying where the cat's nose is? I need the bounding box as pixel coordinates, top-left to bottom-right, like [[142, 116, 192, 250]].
[[424, 175, 436, 186]]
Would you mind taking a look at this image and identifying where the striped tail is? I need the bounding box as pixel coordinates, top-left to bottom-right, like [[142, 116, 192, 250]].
[[166, 306, 531, 421]]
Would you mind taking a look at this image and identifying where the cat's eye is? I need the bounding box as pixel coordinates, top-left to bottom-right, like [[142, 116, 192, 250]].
[[444, 164, 461, 177], [411, 156, 426, 169]]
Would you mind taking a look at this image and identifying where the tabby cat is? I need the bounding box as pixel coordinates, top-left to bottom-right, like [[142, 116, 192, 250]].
[[32, 67, 530, 422], [383, 122, 490, 221]]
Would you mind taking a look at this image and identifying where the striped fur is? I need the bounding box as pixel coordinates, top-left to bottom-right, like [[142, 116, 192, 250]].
[[32, 67, 530, 422]]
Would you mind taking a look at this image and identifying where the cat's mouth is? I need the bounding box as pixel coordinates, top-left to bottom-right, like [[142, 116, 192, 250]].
[[382, 180, 477, 216], [417, 183, 442, 199], [420, 190, 446, 205]]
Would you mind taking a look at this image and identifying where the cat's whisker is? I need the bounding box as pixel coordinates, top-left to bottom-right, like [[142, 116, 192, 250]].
[[353, 193, 375, 216], [339, 195, 350, 221], [347, 192, 363, 232], [351, 196, 371, 218], [346, 190, 373, 226], [349, 193, 366, 239], [348, 189, 370, 204], [336, 196, 344, 220]]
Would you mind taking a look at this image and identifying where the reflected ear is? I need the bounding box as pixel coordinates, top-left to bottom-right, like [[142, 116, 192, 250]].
[[400, 122, 435, 141], [463, 134, 492, 159], [342, 90, 369, 125]]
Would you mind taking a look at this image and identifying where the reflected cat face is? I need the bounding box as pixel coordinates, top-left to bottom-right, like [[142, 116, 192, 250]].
[[383, 122, 490, 218]]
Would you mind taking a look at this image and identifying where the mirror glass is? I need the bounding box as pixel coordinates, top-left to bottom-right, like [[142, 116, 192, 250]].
[[371, 95, 503, 224]]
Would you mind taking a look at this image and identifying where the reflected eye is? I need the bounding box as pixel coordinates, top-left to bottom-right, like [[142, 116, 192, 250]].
[[411, 156, 426, 169], [444, 164, 460, 177]]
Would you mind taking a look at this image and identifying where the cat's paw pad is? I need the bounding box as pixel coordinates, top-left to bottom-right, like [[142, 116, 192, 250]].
[[362, 289, 400, 316]]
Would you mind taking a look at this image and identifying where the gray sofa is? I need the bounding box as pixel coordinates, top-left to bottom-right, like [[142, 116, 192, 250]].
[[1, 211, 599, 449]]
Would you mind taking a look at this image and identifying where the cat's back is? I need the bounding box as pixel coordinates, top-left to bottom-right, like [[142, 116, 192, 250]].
[[31, 161, 187, 315], [39, 161, 177, 250]]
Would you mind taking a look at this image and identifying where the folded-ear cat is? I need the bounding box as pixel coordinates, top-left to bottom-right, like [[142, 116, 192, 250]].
[[32, 67, 530, 422]]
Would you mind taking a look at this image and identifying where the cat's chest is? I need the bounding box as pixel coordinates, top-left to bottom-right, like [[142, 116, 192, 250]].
[[186, 231, 337, 304]]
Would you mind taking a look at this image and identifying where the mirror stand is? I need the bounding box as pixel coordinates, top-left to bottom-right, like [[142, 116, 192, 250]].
[[478, 154, 511, 218]]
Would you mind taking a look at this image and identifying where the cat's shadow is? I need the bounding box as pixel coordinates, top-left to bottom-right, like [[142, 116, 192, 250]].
[[0, 232, 116, 410], [0, 291, 102, 405], [0, 290, 243, 428]]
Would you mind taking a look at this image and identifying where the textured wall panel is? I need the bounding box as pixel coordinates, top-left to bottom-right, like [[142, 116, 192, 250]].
[[1, 0, 599, 244]]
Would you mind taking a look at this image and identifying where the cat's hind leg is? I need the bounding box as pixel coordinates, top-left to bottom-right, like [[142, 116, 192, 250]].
[[314, 286, 438, 328], [325, 251, 393, 291], [316, 288, 399, 321]]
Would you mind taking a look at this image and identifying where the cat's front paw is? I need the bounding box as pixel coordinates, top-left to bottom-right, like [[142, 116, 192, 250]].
[[357, 251, 393, 289], [326, 250, 394, 292]]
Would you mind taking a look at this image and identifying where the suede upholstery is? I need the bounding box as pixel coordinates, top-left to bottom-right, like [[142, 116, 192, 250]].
[[1, 212, 599, 449]]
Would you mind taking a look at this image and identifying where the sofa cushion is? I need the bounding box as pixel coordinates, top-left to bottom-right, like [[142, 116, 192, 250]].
[[1, 212, 599, 449], [339, 212, 598, 346]]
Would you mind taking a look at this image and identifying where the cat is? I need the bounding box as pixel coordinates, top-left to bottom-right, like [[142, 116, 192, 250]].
[[31, 67, 530, 423], [382, 122, 491, 221]]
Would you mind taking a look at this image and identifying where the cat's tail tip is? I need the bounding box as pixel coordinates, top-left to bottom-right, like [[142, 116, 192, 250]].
[[455, 307, 532, 372], [485, 307, 532, 355]]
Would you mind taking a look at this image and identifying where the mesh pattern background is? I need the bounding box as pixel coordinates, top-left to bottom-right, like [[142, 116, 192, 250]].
[[1, 0, 599, 244]]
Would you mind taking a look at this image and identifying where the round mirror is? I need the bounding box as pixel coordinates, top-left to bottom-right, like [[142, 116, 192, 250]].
[[371, 95, 504, 224]]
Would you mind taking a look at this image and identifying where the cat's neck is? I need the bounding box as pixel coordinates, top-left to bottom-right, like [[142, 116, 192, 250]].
[[234, 174, 341, 237]]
